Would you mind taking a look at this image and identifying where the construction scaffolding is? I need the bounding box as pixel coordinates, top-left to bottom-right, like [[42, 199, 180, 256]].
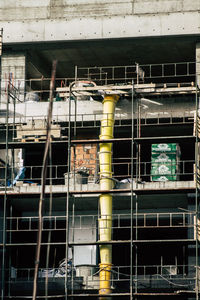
[[0, 60, 200, 300]]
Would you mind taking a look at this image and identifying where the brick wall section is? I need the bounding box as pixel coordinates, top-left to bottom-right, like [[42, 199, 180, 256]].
[[71, 144, 98, 176]]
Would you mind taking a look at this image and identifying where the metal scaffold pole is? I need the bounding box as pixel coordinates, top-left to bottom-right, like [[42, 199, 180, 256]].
[[1, 75, 9, 300], [65, 81, 74, 299], [130, 81, 134, 299], [195, 82, 200, 300], [0, 60, 197, 299]]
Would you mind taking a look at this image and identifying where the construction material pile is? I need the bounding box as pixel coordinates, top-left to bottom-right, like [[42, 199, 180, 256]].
[[151, 143, 180, 182]]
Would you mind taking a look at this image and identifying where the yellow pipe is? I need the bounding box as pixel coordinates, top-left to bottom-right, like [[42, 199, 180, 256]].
[[98, 95, 119, 297]]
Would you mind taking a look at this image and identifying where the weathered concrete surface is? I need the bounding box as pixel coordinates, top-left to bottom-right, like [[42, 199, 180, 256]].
[[1, 0, 200, 20], [0, 96, 196, 125], [0, 0, 200, 44], [196, 43, 200, 88], [0, 180, 195, 195], [1, 54, 26, 102]]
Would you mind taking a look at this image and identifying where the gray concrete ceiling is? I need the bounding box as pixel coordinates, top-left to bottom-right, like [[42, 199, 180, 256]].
[[4, 35, 199, 79]]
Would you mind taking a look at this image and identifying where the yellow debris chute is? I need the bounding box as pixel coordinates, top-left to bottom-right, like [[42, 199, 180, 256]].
[[98, 94, 119, 297]]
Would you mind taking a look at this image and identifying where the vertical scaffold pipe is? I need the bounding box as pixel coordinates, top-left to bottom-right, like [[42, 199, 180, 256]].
[[99, 94, 119, 298]]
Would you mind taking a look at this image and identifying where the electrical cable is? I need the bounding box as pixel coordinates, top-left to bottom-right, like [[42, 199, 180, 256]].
[[110, 268, 195, 288], [155, 273, 195, 287]]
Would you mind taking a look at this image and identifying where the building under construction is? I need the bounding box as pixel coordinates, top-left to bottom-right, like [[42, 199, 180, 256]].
[[0, 1, 200, 299]]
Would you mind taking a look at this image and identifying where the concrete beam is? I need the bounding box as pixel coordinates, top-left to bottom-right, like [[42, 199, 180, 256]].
[[0, 6, 200, 44], [0, 95, 196, 125], [196, 43, 200, 89]]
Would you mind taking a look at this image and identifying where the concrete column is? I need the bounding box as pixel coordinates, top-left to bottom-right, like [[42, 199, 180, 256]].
[[72, 215, 97, 266], [187, 199, 196, 286], [1, 54, 26, 103], [196, 43, 200, 88]]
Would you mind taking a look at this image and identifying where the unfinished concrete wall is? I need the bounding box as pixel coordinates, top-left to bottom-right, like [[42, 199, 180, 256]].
[[1, 54, 26, 103], [196, 43, 200, 88], [0, 0, 199, 43], [69, 214, 97, 265], [1, 0, 200, 20], [1, 96, 196, 125]]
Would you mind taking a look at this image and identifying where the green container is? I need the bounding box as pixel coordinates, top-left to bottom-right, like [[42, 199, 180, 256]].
[[151, 143, 180, 153], [151, 163, 177, 176], [151, 153, 177, 164], [151, 143, 181, 182], [151, 175, 177, 182]]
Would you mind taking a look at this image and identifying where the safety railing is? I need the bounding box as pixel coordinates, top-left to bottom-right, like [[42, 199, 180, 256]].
[[4, 211, 196, 233], [0, 109, 195, 128], [4, 264, 196, 285], [77, 62, 196, 85], [113, 264, 196, 280], [0, 77, 74, 103], [132, 159, 195, 182], [3, 265, 195, 299], [0, 62, 196, 105], [0, 159, 195, 188], [0, 164, 68, 187], [5, 215, 67, 232]]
